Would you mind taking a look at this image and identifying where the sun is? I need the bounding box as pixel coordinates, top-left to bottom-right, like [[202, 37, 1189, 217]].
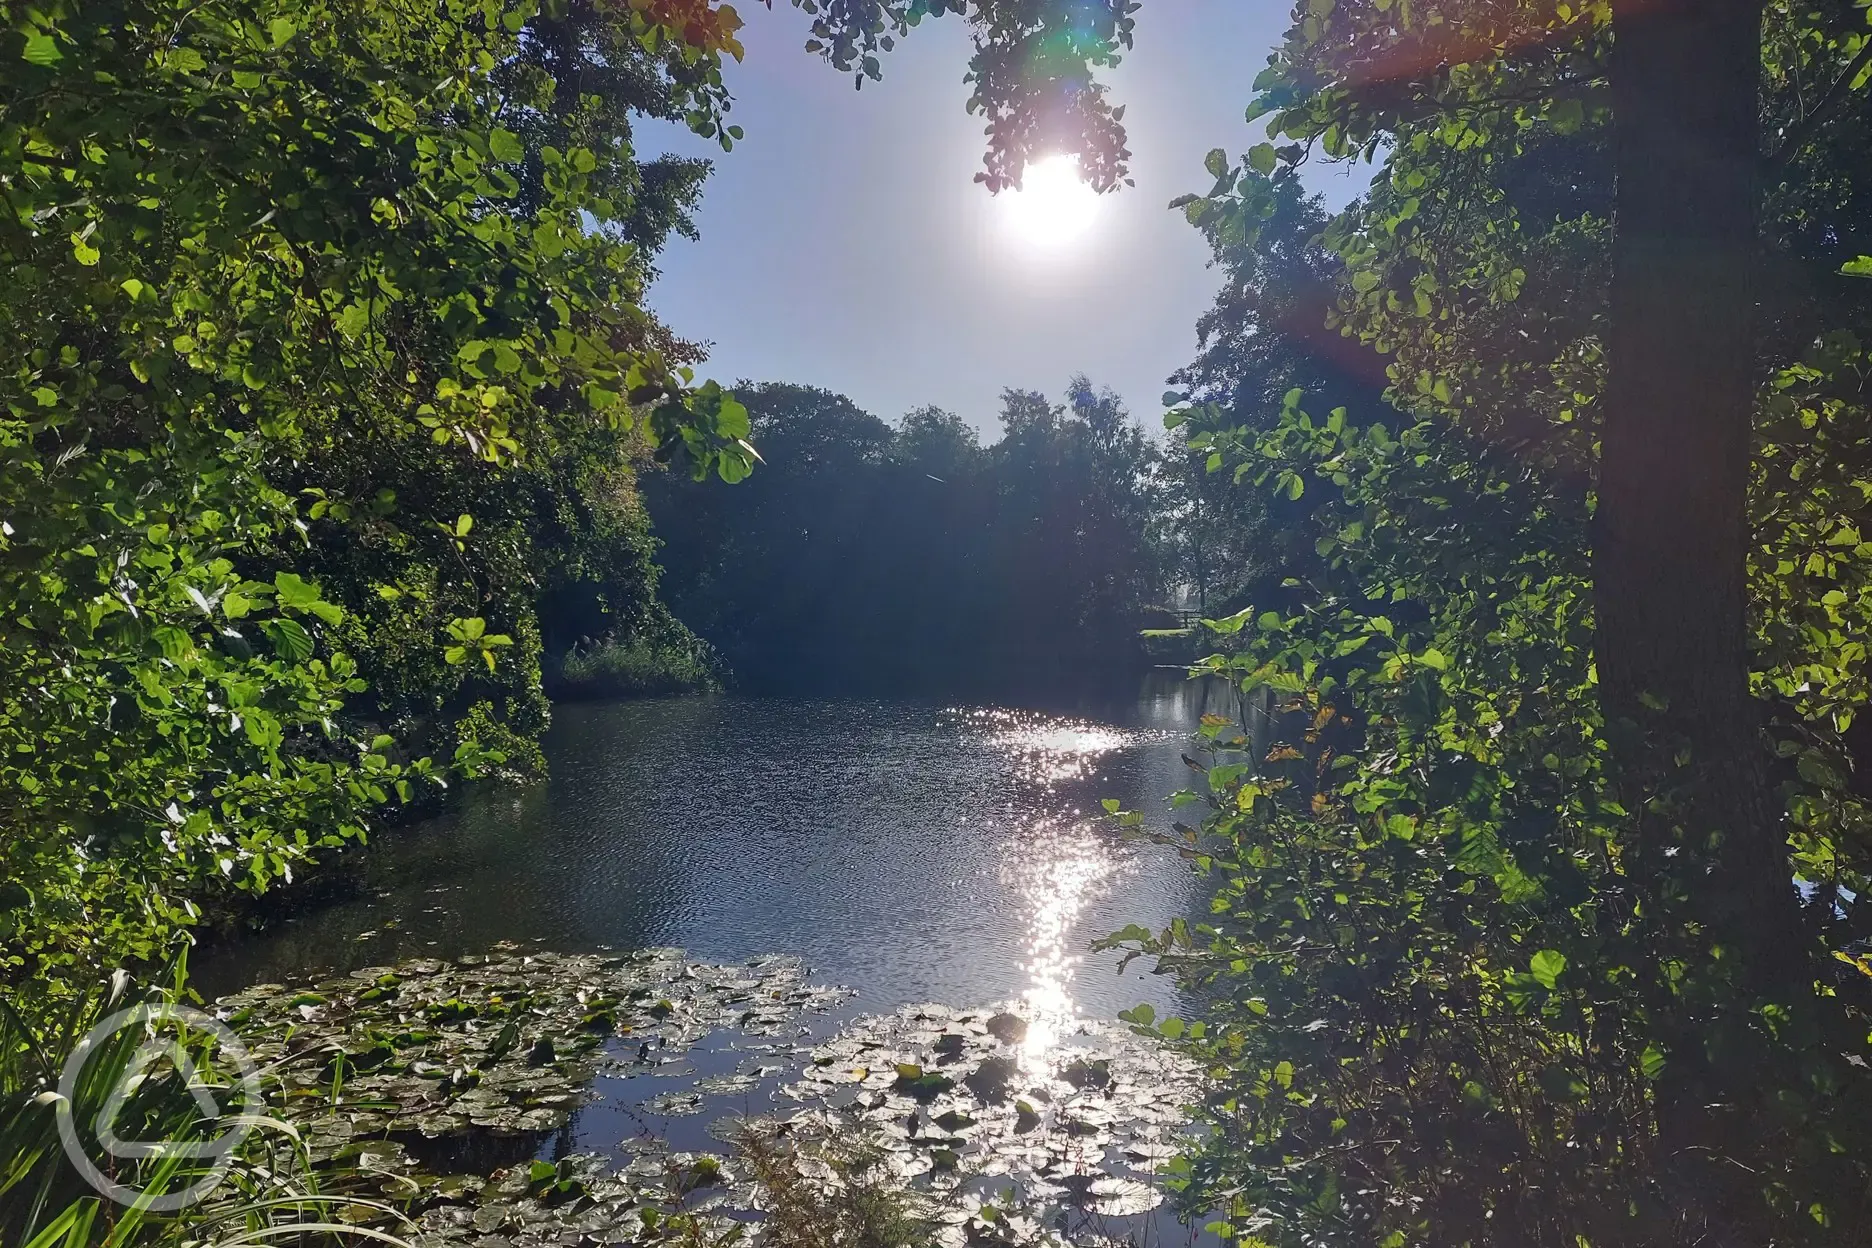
[[1001, 154, 1100, 250]]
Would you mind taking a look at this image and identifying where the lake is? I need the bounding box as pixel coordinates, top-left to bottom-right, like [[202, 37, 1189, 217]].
[[199, 671, 1242, 1031]]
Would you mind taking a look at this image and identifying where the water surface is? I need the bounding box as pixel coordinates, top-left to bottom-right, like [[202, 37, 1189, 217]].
[[201, 673, 1242, 1032]]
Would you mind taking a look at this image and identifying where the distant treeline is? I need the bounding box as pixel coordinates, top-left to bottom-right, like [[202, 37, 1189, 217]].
[[640, 183, 1394, 690], [642, 378, 1167, 684]]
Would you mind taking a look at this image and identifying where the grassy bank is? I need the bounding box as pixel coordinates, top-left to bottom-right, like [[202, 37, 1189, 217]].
[[548, 632, 723, 701]]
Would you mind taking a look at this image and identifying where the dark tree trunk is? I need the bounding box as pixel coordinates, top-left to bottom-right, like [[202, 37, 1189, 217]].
[[1598, 0, 1796, 952], [1597, 2, 1829, 1237]]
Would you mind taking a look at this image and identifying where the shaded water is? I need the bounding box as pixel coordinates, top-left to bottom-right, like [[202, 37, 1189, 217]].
[[200, 672, 1245, 1032]]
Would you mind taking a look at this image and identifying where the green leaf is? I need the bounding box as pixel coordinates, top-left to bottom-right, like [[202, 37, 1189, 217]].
[[268, 17, 298, 46], [273, 572, 321, 610], [1203, 147, 1230, 179], [1247, 143, 1278, 175], [716, 397, 751, 440], [489, 128, 525, 162], [1640, 1044, 1667, 1079], [262, 618, 314, 662], [22, 32, 61, 66], [717, 451, 752, 485], [1529, 950, 1567, 990], [151, 625, 194, 662], [243, 711, 283, 750]]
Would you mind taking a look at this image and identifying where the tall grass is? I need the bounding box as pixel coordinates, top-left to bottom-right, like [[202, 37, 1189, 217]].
[[0, 959, 409, 1248], [551, 632, 722, 700]]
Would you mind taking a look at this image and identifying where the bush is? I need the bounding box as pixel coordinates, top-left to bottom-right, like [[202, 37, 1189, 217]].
[[550, 630, 722, 701]]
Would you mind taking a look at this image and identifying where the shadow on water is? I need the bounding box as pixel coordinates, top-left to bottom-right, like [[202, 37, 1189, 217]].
[[197, 669, 1250, 1031]]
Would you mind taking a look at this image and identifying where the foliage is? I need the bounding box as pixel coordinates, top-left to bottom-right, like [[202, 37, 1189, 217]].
[[291, 400, 712, 777], [1159, 180, 1390, 619], [1080, 3, 1872, 1245], [0, 0, 754, 1019], [280, 0, 735, 773], [645, 379, 1165, 682], [731, 1124, 932, 1248], [1, 957, 412, 1247], [552, 626, 721, 700], [777, 0, 1138, 192], [1113, 401, 1641, 1244]]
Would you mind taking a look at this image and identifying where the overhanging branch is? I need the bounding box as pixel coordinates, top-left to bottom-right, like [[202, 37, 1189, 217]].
[[1767, 37, 1872, 172]]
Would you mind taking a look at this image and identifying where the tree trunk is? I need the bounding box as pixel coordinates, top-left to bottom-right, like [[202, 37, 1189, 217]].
[[1598, 2, 1822, 1236], [1598, 0, 1795, 951]]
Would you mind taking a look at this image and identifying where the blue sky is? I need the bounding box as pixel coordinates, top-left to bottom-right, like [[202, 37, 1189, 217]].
[[641, 2, 1373, 437]]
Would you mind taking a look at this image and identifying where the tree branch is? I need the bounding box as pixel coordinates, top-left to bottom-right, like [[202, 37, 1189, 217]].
[[1767, 36, 1872, 172]]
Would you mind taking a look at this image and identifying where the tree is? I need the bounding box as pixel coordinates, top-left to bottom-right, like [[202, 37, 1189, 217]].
[[824, 0, 1872, 1239], [644, 382, 897, 673], [645, 378, 1163, 680], [283, 3, 727, 771], [1164, 179, 1390, 616], [892, 404, 983, 483], [989, 379, 1162, 656], [1596, 0, 1798, 969], [0, 0, 754, 1015]]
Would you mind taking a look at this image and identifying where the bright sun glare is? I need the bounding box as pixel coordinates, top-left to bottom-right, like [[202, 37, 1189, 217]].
[[1002, 154, 1100, 250]]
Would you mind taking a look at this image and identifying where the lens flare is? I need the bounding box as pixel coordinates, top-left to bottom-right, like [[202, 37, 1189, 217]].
[[1001, 154, 1100, 250]]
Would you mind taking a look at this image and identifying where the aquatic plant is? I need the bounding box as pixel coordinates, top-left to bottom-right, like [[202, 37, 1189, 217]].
[[0, 959, 412, 1248], [186, 947, 1204, 1247]]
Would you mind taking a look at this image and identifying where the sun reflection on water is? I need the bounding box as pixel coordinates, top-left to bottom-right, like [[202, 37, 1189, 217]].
[[1010, 818, 1120, 1069], [943, 707, 1175, 1070], [952, 707, 1136, 786], [946, 707, 1169, 1070]]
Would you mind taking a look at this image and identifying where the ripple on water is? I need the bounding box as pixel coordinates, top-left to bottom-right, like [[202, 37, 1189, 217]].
[[196, 681, 1232, 1034]]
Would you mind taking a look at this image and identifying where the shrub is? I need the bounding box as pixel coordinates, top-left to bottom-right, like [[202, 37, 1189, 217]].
[[551, 630, 722, 701]]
